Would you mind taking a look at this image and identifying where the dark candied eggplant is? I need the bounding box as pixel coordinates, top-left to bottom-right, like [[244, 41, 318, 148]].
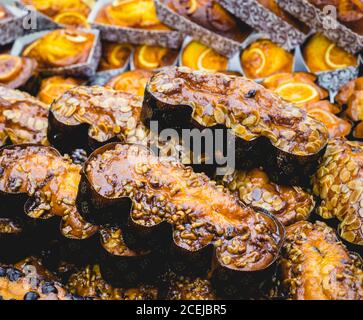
[[66, 264, 158, 300], [48, 86, 149, 153], [311, 138, 363, 248], [0, 86, 49, 146], [218, 168, 315, 226], [141, 67, 329, 186], [76, 143, 285, 298], [0, 144, 97, 240], [281, 221, 363, 300], [0, 257, 84, 300]]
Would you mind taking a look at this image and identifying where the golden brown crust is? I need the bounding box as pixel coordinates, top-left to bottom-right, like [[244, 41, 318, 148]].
[[50, 85, 148, 144], [219, 168, 315, 226], [84, 143, 283, 272], [96, 0, 170, 30], [0, 145, 97, 240], [0, 55, 38, 89], [336, 77, 363, 122], [164, 0, 250, 41], [106, 70, 154, 96], [0, 86, 49, 146], [312, 138, 363, 245], [0, 257, 75, 300], [66, 264, 157, 300], [281, 221, 363, 300], [146, 67, 328, 156], [22, 29, 95, 69], [165, 275, 217, 300]]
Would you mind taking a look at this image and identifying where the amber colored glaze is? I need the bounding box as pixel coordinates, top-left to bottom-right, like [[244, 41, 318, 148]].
[[96, 0, 170, 30], [220, 168, 315, 226], [0, 55, 37, 89], [38, 76, 83, 104], [50, 86, 148, 144], [0, 86, 49, 146], [147, 67, 328, 156], [22, 29, 95, 69], [281, 221, 363, 300], [312, 139, 363, 245], [0, 145, 97, 239], [241, 39, 293, 79], [86, 143, 282, 271], [303, 33, 357, 73], [164, 0, 251, 42], [106, 70, 154, 96], [98, 42, 132, 71], [133, 45, 179, 70], [181, 40, 228, 72], [263, 72, 351, 138]]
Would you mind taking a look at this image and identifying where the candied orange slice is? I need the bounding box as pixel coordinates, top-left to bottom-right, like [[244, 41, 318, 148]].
[[109, 44, 132, 68], [54, 11, 89, 28], [39, 83, 77, 104], [275, 82, 319, 104], [0, 55, 23, 82], [107, 0, 161, 28], [243, 48, 266, 76], [137, 45, 162, 69], [22, 39, 41, 57], [308, 108, 338, 126], [108, 70, 153, 96], [325, 44, 351, 70], [196, 48, 228, 72]]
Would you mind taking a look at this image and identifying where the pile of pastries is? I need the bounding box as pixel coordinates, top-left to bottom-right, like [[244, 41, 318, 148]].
[[0, 0, 362, 301]]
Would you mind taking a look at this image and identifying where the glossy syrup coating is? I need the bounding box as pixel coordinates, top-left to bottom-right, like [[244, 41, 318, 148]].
[[164, 0, 250, 42], [145, 67, 328, 156], [84, 143, 283, 272], [50, 86, 149, 145], [96, 0, 170, 30], [22, 29, 95, 69], [0, 257, 81, 300], [106, 70, 154, 96], [66, 264, 157, 300], [311, 139, 363, 245], [0, 54, 37, 89], [0, 86, 49, 146], [219, 168, 315, 226], [0, 145, 97, 240], [281, 221, 363, 300], [262, 72, 351, 138]]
